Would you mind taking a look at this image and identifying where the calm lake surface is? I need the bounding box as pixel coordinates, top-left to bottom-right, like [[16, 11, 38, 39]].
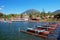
[[0, 21, 49, 40]]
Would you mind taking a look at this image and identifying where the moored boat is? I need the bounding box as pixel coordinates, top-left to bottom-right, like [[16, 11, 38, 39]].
[[20, 30, 48, 39], [27, 28, 46, 34], [20, 22, 60, 39]]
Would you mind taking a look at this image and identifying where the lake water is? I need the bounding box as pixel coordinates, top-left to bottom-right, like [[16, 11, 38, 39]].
[[0, 21, 50, 40]]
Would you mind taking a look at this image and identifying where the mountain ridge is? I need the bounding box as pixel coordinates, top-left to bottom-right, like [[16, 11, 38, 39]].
[[22, 9, 40, 14], [52, 10, 60, 14]]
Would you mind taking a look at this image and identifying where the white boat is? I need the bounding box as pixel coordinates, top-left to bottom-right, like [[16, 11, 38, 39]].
[[37, 25, 52, 28], [27, 27, 45, 33]]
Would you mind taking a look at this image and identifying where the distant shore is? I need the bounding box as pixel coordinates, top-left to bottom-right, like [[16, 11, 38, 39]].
[[0, 19, 59, 23]]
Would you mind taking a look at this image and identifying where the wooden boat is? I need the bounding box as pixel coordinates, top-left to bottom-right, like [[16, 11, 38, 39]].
[[27, 28, 35, 33], [27, 28, 46, 34], [47, 23, 58, 31], [20, 30, 48, 39], [37, 25, 52, 30], [20, 22, 59, 36], [37, 22, 58, 31], [20, 22, 60, 40], [20, 27, 50, 39]]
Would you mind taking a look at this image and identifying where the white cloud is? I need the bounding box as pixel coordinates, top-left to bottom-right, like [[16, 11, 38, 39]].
[[0, 5, 4, 10], [0, 7, 2, 10], [1, 5, 4, 8]]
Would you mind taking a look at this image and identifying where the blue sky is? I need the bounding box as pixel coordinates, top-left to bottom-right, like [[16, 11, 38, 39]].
[[0, 0, 60, 14]]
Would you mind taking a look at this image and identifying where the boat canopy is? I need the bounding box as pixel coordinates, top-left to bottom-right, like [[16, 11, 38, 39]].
[[37, 26, 42, 27], [27, 28, 34, 30]]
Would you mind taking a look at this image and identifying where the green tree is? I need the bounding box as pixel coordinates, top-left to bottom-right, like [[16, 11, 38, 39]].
[[20, 14, 23, 18], [0, 12, 4, 18], [41, 9, 46, 17], [29, 14, 32, 19]]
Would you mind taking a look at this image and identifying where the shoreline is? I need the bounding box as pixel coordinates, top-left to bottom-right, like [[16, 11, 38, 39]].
[[0, 20, 59, 23]]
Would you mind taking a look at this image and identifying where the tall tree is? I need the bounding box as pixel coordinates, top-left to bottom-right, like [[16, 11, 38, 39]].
[[20, 14, 23, 18], [0, 12, 4, 18], [41, 9, 46, 16], [29, 14, 32, 19]]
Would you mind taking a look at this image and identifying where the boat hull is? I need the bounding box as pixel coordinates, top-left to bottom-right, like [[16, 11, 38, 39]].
[[20, 30, 48, 39]]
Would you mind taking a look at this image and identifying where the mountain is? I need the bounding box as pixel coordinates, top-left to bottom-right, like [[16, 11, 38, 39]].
[[53, 10, 60, 14], [22, 9, 40, 14]]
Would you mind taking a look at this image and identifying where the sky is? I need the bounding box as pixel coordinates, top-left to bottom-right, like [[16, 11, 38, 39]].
[[0, 0, 60, 14]]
